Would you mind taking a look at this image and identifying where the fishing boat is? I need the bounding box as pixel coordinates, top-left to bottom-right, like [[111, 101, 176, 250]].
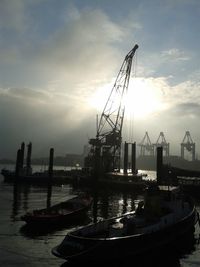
[[21, 194, 92, 226], [52, 184, 197, 263]]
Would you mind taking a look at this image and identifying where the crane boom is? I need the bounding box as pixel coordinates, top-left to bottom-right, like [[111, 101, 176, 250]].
[[97, 44, 139, 138], [85, 44, 139, 174]]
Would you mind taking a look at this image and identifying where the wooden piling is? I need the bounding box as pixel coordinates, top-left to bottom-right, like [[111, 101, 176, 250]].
[[123, 142, 128, 174], [131, 142, 136, 174], [156, 146, 163, 184]]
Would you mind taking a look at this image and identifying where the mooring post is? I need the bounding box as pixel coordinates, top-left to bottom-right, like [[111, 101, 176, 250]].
[[131, 142, 136, 174], [123, 142, 128, 174], [15, 149, 21, 180], [19, 142, 25, 169], [156, 146, 163, 184], [26, 142, 32, 175], [47, 148, 54, 209], [48, 148, 54, 180]]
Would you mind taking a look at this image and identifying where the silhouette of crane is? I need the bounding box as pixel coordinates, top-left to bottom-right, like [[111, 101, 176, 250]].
[[85, 44, 139, 173], [181, 131, 195, 161]]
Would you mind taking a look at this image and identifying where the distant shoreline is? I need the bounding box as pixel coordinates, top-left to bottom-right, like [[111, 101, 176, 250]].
[[0, 159, 15, 164], [1, 154, 200, 171]]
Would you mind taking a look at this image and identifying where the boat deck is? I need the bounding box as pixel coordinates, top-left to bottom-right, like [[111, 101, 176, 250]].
[[73, 197, 192, 239]]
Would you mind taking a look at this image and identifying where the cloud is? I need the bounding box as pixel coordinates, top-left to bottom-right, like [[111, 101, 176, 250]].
[[0, 1, 200, 159], [0, 3, 142, 158], [171, 102, 200, 118], [161, 48, 190, 62], [0, 0, 27, 32], [35, 7, 131, 87], [0, 3, 137, 91], [0, 85, 96, 158]]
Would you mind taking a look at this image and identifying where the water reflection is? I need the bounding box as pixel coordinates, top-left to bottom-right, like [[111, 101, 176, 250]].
[[22, 184, 30, 212], [9, 179, 199, 267], [89, 187, 144, 223], [13, 182, 145, 237], [11, 182, 21, 220], [11, 182, 53, 220], [46, 183, 52, 209]]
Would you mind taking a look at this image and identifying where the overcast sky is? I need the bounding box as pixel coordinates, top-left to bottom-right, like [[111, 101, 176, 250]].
[[0, 0, 200, 160]]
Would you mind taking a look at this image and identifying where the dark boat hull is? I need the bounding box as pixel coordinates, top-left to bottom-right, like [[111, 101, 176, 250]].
[[52, 207, 197, 262], [22, 208, 89, 226], [21, 196, 92, 227]]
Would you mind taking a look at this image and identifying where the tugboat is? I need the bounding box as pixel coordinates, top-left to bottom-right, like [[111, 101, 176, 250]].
[[52, 147, 198, 263]]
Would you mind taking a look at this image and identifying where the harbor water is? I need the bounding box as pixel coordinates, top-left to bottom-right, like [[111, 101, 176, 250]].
[[0, 165, 200, 266]]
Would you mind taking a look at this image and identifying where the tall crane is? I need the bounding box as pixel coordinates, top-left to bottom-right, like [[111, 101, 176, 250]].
[[85, 44, 139, 174]]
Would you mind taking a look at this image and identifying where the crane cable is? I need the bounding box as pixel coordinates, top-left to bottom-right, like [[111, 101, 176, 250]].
[[128, 49, 138, 143]]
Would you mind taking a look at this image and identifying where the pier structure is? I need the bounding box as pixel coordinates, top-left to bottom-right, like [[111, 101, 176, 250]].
[[181, 131, 195, 161]]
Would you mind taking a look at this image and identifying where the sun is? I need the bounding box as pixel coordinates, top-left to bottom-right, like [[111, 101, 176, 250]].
[[88, 77, 164, 120], [125, 77, 164, 119]]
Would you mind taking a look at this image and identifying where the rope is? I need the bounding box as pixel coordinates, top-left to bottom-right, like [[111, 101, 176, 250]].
[[127, 49, 138, 143]]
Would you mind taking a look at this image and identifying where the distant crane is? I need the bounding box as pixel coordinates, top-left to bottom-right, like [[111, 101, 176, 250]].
[[153, 132, 170, 156], [85, 44, 139, 173], [181, 131, 195, 161], [138, 131, 154, 156]]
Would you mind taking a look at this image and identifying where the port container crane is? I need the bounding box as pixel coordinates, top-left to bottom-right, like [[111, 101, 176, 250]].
[[153, 132, 170, 156], [85, 44, 139, 174], [138, 131, 154, 156], [181, 131, 195, 161]]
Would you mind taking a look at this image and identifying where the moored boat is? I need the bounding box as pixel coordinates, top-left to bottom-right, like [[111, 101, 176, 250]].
[[21, 194, 92, 226], [52, 184, 198, 263]]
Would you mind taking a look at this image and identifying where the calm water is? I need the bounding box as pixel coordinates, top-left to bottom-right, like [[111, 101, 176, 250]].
[[0, 165, 200, 266]]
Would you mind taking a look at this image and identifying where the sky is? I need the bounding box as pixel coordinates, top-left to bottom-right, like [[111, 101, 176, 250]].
[[0, 0, 200, 160]]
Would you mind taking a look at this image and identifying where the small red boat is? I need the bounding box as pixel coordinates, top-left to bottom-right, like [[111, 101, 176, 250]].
[[21, 194, 92, 226]]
